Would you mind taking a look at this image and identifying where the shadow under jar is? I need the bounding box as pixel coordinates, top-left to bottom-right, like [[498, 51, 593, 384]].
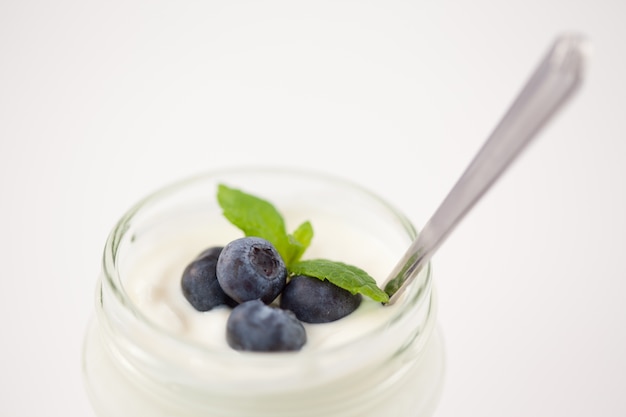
[[82, 167, 445, 417]]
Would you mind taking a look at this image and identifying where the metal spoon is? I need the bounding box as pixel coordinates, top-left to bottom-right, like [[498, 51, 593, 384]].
[[383, 34, 589, 305]]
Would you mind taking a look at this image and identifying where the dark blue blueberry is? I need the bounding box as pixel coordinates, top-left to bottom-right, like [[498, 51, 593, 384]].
[[181, 247, 237, 311], [216, 237, 287, 304], [226, 300, 307, 352], [280, 275, 362, 323]]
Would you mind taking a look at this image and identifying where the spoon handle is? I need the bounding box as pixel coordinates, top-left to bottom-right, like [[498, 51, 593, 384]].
[[383, 34, 589, 304]]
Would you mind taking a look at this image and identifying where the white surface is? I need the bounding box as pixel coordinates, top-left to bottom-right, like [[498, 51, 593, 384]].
[[1, 1, 625, 416]]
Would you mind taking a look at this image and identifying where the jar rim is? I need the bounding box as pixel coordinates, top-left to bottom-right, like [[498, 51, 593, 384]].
[[100, 166, 433, 363]]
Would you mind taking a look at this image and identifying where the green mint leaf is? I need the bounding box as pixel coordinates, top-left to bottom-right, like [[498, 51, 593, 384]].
[[217, 184, 291, 259], [216, 184, 313, 268], [290, 259, 389, 303], [285, 221, 313, 265]]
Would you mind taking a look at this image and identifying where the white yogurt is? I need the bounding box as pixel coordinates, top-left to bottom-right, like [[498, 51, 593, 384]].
[[123, 210, 417, 352], [82, 168, 445, 417]]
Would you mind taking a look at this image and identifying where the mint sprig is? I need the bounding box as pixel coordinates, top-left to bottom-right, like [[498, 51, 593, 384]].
[[216, 184, 387, 302]]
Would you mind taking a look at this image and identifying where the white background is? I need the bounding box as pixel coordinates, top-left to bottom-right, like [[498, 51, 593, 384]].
[[1, 0, 625, 416]]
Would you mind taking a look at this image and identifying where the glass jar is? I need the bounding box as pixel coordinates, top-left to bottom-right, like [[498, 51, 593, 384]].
[[82, 167, 445, 417]]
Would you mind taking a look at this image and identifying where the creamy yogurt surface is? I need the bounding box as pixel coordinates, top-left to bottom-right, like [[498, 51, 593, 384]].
[[123, 208, 404, 352]]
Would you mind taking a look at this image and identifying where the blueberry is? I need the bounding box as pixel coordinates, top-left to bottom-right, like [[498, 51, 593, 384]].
[[226, 300, 307, 352], [280, 275, 362, 323], [181, 247, 237, 311], [216, 237, 287, 304]]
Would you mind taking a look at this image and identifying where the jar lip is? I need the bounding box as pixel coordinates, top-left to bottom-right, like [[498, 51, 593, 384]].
[[101, 165, 433, 360]]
